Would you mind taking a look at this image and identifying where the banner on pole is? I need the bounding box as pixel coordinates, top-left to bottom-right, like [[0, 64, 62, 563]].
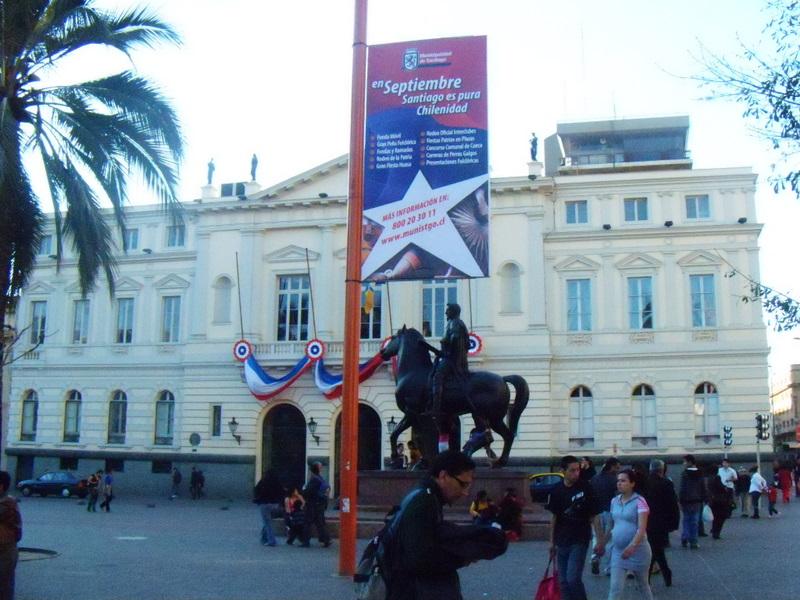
[[361, 36, 489, 282]]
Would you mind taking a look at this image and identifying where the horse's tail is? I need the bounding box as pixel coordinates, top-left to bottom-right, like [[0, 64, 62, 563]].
[[503, 375, 529, 437]]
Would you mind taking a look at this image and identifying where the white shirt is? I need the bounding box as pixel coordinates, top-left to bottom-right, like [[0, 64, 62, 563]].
[[749, 472, 768, 494], [718, 466, 737, 490]]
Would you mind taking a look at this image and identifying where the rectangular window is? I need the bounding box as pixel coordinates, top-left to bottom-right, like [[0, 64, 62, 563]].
[[685, 194, 710, 220], [108, 400, 126, 444], [569, 397, 594, 439], [421, 279, 458, 338], [211, 405, 222, 437], [21, 398, 38, 441], [566, 279, 591, 331], [72, 299, 90, 344], [116, 298, 134, 344], [277, 275, 310, 341], [361, 284, 382, 339], [694, 396, 720, 435], [690, 274, 716, 328], [166, 224, 185, 248], [37, 234, 53, 256], [161, 296, 181, 343], [59, 457, 79, 471], [627, 276, 653, 330], [64, 397, 81, 442], [30, 301, 47, 344], [151, 460, 172, 474], [624, 197, 648, 222], [123, 228, 139, 251], [155, 402, 174, 445], [633, 397, 657, 437], [565, 200, 588, 224], [105, 458, 124, 473]]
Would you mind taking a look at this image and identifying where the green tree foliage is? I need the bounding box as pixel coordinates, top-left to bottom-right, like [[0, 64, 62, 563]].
[[0, 0, 184, 441], [698, 1, 800, 330]]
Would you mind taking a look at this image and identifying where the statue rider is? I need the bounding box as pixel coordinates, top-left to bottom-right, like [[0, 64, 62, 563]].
[[426, 303, 470, 418]]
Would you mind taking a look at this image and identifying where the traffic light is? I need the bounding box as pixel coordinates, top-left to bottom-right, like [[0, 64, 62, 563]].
[[755, 413, 770, 440], [723, 425, 733, 447]]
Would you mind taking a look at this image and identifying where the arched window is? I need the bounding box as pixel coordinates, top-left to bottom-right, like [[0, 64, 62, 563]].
[[569, 386, 594, 445], [632, 384, 656, 443], [64, 390, 82, 443], [500, 263, 522, 313], [155, 390, 175, 445], [108, 390, 127, 444], [213, 276, 233, 323], [21, 390, 38, 441], [694, 382, 719, 437]]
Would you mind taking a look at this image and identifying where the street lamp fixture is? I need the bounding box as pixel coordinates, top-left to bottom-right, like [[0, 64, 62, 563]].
[[307, 417, 320, 445], [228, 417, 241, 445], [386, 415, 397, 435]]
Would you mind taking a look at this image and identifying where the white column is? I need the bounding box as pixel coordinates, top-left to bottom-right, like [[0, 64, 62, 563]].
[[190, 232, 210, 339], [317, 226, 334, 339], [527, 210, 546, 328], [239, 229, 259, 340]]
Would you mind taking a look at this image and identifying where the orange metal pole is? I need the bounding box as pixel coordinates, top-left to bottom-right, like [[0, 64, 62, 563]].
[[339, 0, 368, 577]]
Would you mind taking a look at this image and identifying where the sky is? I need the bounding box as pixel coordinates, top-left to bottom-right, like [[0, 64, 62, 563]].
[[30, 0, 800, 379]]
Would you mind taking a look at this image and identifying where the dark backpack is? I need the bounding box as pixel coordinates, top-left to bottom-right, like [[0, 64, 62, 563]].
[[353, 489, 423, 600]]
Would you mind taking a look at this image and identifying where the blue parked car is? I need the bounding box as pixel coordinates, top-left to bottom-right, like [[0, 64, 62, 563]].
[[528, 472, 564, 503]]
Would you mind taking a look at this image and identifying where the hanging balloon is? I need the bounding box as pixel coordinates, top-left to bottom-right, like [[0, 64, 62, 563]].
[[468, 332, 483, 356], [233, 339, 253, 362], [305, 339, 325, 361]]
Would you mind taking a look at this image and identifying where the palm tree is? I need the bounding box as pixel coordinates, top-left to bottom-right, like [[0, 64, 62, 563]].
[[0, 0, 184, 447]]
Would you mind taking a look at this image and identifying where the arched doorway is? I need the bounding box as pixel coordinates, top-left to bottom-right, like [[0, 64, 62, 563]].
[[334, 404, 382, 494], [262, 404, 306, 489]]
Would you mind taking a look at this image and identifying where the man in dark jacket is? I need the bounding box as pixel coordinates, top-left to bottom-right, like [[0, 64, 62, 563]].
[[644, 459, 679, 586], [678, 454, 706, 549], [388, 451, 482, 600], [588, 457, 619, 576], [302, 462, 331, 547]]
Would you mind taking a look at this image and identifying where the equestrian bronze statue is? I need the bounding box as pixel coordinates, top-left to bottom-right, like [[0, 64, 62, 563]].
[[380, 317, 529, 468]]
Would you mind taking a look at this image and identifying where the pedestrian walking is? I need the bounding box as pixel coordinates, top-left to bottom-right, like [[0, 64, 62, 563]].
[[385, 450, 507, 600], [170, 467, 182, 500], [253, 469, 285, 547], [717, 459, 738, 492], [603, 468, 654, 600], [590, 457, 620, 576], [678, 454, 706, 549], [98, 469, 114, 512], [86, 471, 101, 513], [284, 486, 307, 546], [302, 462, 331, 547], [708, 475, 733, 539], [546, 455, 604, 600], [776, 464, 792, 504], [767, 483, 779, 517], [735, 467, 751, 517], [189, 467, 201, 500], [643, 459, 678, 587], [0, 471, 21, 600], [748, 465, 768, 519]]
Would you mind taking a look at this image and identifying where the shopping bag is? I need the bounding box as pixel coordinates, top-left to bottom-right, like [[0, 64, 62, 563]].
[[534, 558, 561, 600], [702, 504, 714, 523]]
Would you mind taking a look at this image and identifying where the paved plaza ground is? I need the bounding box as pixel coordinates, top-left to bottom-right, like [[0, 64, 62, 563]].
[[14, 491, 800, 600]]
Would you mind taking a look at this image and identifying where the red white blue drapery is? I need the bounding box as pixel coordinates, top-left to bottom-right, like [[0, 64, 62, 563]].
[[234, 338, 387, 402]]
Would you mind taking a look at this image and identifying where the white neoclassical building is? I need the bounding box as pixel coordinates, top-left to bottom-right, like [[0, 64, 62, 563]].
[[4, 116, 770, 497]]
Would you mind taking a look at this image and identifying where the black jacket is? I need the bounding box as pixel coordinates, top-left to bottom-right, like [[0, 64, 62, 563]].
[[388, 479, 466, 600], [590, 471, 618, 512], [679, 467, 707, 505], [643, 475, 680, 535]]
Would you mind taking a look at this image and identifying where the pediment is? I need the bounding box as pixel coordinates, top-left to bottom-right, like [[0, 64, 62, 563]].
[[252, 155, 349, 202], [264, 245, 320, 263], [155, 274, 190, 290], [554, 256, 600, 272], [677, 250, 721, 268], [25, 281, 55, 295], [64, 280, 85, 294], [616, 253, 662, 270], [115, 276, 143, 292]]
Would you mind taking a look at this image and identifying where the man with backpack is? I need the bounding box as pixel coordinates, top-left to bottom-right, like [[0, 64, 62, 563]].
[[302, 462, 331, 548], [383, 450, 504, 600]]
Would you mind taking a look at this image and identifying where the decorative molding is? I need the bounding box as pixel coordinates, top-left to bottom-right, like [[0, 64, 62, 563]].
[[567, 333, 592, 345], [692, 330, 718, 342], [554, 255, 601, 272], [677, 250, 722, 268], [115, 276, 143, 292], [615, 253, 662, 271], [154, 274, 190, 290], [264, 245, 320, 263], [629, 332, 655, 344], [24, 281, 55, 295]]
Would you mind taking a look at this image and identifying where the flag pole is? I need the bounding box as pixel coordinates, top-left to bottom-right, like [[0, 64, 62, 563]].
[[340, 0, 368, 576]]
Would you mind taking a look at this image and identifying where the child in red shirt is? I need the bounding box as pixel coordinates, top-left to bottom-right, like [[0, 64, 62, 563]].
[[767, 484, 779, 517]]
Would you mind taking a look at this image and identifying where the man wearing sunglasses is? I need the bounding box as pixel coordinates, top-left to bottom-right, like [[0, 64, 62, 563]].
[[386, 450, 484, 600]]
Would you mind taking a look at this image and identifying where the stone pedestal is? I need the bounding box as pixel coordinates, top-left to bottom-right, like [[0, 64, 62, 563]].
[[244, 181, 261, 195], [527, 160, 543, 179], [201, 184, 219, 200]]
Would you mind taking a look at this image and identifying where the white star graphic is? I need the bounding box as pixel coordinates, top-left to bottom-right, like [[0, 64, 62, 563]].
[[361, 170, 488, 280]]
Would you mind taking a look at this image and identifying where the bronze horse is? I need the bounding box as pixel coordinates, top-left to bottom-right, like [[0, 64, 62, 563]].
[[380, 326, 529, 467]]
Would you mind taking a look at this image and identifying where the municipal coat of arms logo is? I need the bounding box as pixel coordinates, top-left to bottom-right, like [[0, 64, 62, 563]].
[[403, 48, 419, 70]]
